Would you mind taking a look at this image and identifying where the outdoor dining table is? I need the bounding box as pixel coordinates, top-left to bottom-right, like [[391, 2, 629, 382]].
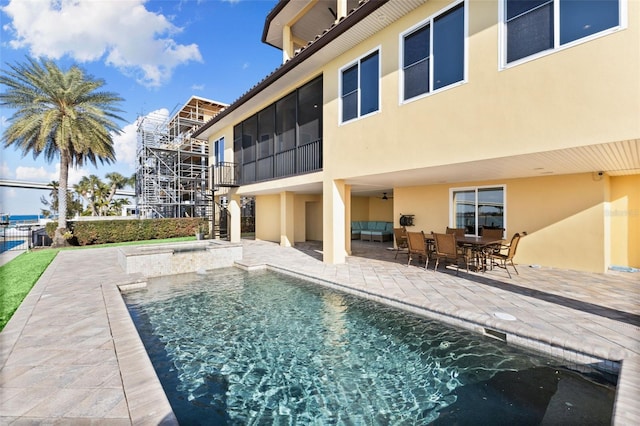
[[425, 234, 504, 272]]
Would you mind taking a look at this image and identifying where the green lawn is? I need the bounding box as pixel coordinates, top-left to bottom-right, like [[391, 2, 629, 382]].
[[0, 249, 59, 331], [0, 236, 197, 331]]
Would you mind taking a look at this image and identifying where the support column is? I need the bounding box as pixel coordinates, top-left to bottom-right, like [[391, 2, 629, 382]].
[[282, 25, 293, 63], [228, 191, 241, 243], [323, 179, 347, 264], [280, 191, 295, 247], [336, 0, 348, 22], [345, 184, 352, 255]]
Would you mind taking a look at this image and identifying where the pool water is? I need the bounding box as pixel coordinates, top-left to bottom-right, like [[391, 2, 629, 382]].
[[124, 268, 616, 425], [0, 239, 25, 253]]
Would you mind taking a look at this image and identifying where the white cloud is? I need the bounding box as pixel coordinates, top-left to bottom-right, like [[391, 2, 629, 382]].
[[16, 166, 54, 181], [137, 108, 170, 132], [2, 0, 202, 87], [191, 84, 205, 91], [57, 164, 90, 186], [147, 108, 170, 122], [15, 164, 89, 186], [112, 107, 170, 168], [108, 108, 173, 175], [112, 123, 138, 169]]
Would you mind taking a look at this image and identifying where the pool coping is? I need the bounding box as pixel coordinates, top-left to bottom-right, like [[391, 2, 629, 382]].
[[0, 250, 178, 425], [103, 276, 179, 425]]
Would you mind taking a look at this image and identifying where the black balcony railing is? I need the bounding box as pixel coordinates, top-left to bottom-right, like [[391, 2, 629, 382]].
[[212, 162, 239, 187], [238, 138, 322, 185]]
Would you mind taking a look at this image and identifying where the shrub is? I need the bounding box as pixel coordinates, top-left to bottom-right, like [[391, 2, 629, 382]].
[[45, 218, 207, 246]]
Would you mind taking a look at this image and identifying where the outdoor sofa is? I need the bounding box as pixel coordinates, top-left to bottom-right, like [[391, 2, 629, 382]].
[[351, 221, 394, 242]]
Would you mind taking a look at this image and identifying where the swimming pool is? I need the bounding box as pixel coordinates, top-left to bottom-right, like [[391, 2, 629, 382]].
[[124, 268, 616, 425], [0, 239, 25, 253]]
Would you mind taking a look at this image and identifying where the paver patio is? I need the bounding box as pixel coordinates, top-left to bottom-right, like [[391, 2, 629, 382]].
[[0, 239, 638, 424]]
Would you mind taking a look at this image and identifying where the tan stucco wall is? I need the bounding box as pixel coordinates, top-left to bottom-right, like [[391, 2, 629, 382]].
[[305, 201, 323, 241], [351, 196, 369, 221], [321, 0, 639, 179], [394, 185, 450, 232], [610, 175, 640, 268], [294, 195, 323, 242], [255, 194, 281, 242], [369, 197, 394, 222], [395, 173, 615, 273], [508, 174, 608, 272], [255, 193, 323, 243], [350, 196, 393, 222]]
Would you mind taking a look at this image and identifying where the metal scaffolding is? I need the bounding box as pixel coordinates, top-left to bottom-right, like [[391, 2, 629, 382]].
[[136, 96, 227, 219]]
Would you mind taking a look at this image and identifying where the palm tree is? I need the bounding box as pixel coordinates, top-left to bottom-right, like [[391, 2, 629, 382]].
[[40, 180, 60, 218], [104, 171, 129, 209], [109, 197, 131, 216], [0, 58, 124, 246], [41, 180, 83, 219], [74, 174, 102, 216]]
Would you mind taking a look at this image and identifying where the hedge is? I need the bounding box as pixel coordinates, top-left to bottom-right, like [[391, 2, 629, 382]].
[[45, 218, 207, 246]]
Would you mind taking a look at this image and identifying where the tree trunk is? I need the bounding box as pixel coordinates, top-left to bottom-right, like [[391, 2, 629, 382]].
[[52, 155, 70, 247]]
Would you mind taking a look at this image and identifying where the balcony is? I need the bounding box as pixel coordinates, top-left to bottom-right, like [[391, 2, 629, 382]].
[[238, 138, 322, 185], [212, 162, 239, 188]]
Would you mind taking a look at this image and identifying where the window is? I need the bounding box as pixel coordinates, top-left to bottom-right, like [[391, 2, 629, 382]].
[[242, 115, 257, 164], [213, 137, 224, 165], [297, 77, 322, 145], [233, 124, 242, 165], [257, 106, 274, 158], [451, 186, 505, 236], [276, 92, 296, 152], [340, 49, 380, 123], [402, 2, 465, 101], [504, 0, 622, 65]]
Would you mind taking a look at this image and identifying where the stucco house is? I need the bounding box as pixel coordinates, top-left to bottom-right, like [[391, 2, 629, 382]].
[[194, 0, 639, 274]]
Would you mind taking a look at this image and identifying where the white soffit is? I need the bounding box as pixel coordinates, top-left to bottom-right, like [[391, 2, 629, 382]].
[[345, 139, 640, 192]]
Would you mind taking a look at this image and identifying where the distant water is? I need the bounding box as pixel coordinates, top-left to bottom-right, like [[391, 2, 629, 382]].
[[7, 215, 45, 225]]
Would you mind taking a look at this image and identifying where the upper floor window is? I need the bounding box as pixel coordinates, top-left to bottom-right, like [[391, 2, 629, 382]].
[[340, 49, 380, 123], [504, 0, 623, 65], [401, 1, 466, 101], [213, 137, 224, 165]]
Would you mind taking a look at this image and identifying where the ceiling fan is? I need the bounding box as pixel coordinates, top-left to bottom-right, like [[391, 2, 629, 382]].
[[381, 192, 393, 200]]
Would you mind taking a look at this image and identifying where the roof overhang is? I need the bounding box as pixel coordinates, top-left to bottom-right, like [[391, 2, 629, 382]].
[[194, 0, 409, 140], [262, 0, 362, 51]]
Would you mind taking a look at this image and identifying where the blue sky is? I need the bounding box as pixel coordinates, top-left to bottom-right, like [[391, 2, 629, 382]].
[[0, 0, 281, 215]]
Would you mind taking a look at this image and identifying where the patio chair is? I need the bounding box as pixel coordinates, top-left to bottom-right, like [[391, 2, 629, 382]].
[[480, 227, 504, 239], [406, 231, 429, 269], [432, 232, 469, 275], [446, 227, 465, 237], [393, 227, 408, 259], [447, 226, 474, 264], [489, 233, 521, 278], [478, 227, 505, 265]]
